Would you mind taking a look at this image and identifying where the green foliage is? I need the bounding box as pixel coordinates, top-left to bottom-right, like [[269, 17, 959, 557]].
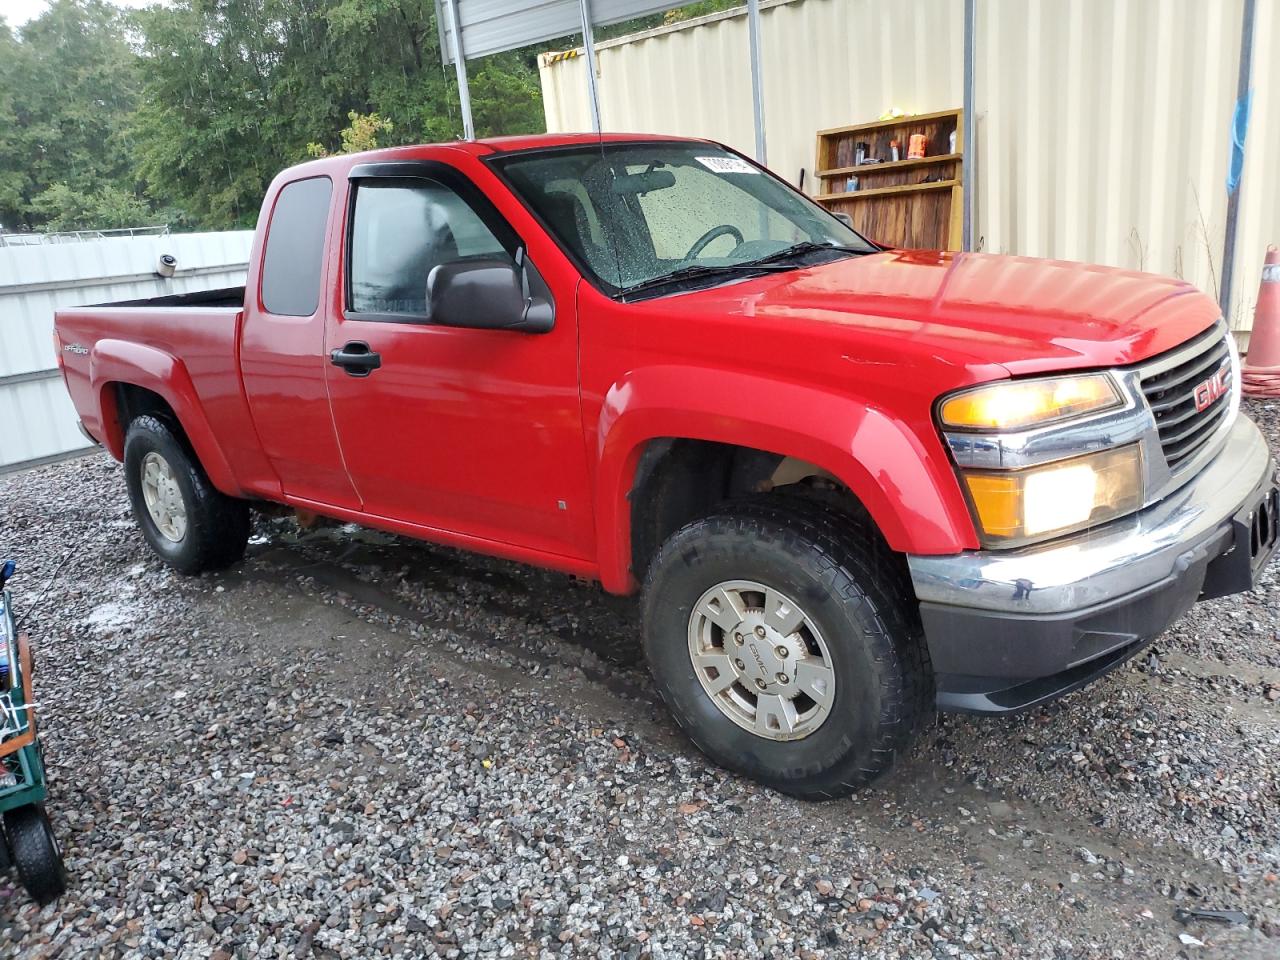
[[0, 0, 140, 231], [28, 182, 156, 233], [0, 0, 739, 234], [308, 112, 395, 159], [130, 0, 547, 228]]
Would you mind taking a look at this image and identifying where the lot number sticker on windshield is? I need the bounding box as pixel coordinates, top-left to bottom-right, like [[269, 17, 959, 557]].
[[696, 155, 759, 174]]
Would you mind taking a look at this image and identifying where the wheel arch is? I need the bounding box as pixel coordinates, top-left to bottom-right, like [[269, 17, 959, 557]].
[[592, 366, 976, 594], [90, 340, 242, 496]]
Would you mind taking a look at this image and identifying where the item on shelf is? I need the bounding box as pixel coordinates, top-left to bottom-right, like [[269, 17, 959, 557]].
[[949, 130, 957, 153], [813, 108, 963, 250]]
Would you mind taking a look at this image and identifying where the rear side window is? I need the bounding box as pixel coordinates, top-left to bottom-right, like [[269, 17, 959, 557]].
[[261, 176, 332, 316], [348, 179, 508, 316]]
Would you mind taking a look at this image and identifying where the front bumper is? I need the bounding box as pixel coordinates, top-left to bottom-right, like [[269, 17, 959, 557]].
[[908, 414, 1278, 714]]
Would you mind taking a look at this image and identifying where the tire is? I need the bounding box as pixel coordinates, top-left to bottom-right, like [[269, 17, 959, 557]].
[[123, 414, 250, 574], [4, 804, 67, 906], [642, 495, 930, 799]]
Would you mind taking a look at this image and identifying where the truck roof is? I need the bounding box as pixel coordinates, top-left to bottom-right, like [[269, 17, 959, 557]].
[[422, 132, 707, 155], [272, 133, 717, 184]]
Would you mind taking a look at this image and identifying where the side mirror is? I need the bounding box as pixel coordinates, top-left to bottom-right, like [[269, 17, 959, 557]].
[[424, 257, 553, 333], [832, 212, 853, 228]]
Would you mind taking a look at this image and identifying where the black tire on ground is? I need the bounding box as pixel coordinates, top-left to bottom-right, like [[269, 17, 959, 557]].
[[641, 495, 931, 799], [123, 414, 250, 574], [4, 804, 66, 906]]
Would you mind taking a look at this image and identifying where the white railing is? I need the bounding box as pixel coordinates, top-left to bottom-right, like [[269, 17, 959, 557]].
[[0, 225, 170, 248]]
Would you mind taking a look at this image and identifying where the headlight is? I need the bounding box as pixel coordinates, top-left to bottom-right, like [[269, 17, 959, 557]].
[[960, 445, 1143, 546], [940, 374, 1122, 431]]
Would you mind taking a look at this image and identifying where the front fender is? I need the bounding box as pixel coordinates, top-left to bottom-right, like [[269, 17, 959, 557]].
[[89, 340, 241, 496], [593, 365, 977, 594]]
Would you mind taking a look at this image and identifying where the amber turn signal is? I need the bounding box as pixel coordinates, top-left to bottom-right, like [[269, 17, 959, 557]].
[[962, 445, 1143, 546]]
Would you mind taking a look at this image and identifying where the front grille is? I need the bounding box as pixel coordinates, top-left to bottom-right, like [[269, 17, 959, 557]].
[[1139, 324, 1233, 470]]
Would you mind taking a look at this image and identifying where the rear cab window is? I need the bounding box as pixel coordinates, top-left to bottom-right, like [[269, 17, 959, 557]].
[[260, 176, 333, 316]]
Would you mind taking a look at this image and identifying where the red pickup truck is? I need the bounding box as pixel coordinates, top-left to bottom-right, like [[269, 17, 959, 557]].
[[55, 134, 1278, 797]]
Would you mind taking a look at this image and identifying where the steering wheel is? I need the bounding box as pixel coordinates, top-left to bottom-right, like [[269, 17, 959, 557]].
[[685, 224, 745, 260]]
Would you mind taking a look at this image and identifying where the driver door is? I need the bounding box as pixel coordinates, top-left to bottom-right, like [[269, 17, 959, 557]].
[[323, 163, 594, 561]]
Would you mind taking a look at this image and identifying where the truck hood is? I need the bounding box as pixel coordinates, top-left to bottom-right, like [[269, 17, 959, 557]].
[[675, 249, 1221, 376]]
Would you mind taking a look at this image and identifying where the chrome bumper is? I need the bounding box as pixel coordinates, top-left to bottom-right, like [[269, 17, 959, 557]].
[[909, 413, 1276, 616]]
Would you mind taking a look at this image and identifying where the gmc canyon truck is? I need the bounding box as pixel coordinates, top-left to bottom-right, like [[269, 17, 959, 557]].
[[54, 134, 1278, 798]]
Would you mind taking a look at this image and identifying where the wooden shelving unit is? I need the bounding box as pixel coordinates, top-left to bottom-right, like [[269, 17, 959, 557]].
[[812, 108, 964, 251]]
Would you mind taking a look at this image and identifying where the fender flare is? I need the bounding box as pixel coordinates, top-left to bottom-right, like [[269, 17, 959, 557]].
[[592, 365, 976, 594], [89, 339, 242, 496]]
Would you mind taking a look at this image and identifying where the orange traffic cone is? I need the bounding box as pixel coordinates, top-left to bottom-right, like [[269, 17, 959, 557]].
[[1242, 245, 1280, 398]]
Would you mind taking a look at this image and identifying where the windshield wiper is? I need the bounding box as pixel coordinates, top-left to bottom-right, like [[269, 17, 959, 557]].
[[616, 262, 792, 299], [741, 240, 869, 267]]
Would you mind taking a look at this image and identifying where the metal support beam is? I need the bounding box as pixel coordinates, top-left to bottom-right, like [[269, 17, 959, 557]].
[[444, 0, 475, 140], [1220, 0, 1257, 320], [746, 0, 767, 164], [579, 0, 603, 132], [962, 0, 976, 252]]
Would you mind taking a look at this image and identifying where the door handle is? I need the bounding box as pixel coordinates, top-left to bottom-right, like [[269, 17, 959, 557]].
[[330, 341, 382, 377]]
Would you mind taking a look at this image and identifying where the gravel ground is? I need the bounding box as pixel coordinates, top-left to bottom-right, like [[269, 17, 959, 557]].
[[0, 399, 1277, 959]]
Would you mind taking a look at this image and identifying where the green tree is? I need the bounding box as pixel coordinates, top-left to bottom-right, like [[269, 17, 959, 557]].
[[307, 111, 394, 158], [28, 182, 157, 232], [131, 0, 548, 229], [130, 0, 324, 228], [0, 0, 738, 235], [0, 0, 141, 231], [0, 22, 25, 228]]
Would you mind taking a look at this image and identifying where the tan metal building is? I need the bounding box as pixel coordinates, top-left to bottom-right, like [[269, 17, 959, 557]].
[[538, 0, 1278, 338]]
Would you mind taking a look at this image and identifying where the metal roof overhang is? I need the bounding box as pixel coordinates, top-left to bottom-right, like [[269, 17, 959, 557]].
[[435, 0, 769, 162], [436, 0, 683, 64], [433, 1, 979, 252]]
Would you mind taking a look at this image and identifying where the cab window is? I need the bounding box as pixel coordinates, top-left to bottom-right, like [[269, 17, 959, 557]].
[[260, 176, 332, 316], [347, 178, 508, 317]]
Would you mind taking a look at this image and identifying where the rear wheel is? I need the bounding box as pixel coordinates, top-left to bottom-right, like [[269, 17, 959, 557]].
[[124, 415, 250, 574], [4, 804, 66, 906], [642, 495, 929, 799]]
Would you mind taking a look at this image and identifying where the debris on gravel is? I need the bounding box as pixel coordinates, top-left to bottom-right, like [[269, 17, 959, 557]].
[[0, 399, 1277, 959]]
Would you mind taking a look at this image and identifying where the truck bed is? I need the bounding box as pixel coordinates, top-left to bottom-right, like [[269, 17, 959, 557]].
[[53, 299, 272, 500], [95, 286, 245, 309]]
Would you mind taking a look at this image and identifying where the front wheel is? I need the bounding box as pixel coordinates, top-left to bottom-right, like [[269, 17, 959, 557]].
[[642, 496, 929, 799], [123, 415, 250, 574]]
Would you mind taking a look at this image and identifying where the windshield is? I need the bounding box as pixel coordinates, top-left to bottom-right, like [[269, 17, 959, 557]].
[[492, 142, 875, 295]]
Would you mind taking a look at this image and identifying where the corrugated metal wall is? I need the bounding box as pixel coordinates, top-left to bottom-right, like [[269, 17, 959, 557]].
[[539, 0, 1278, 334], [540, 0, 961, 191], [0, 231, 252, 473], [975, 0, 1243, 320]]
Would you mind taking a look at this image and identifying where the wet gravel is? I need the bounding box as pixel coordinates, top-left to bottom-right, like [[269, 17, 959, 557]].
[[0, 399, 1277, 959]]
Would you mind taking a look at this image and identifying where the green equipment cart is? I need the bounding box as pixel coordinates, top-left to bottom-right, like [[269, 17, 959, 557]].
[[0, 559, 66, 906]]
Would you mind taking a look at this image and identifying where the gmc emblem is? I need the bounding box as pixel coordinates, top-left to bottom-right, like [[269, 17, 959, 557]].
[[1193, 364, 1231, 412]]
